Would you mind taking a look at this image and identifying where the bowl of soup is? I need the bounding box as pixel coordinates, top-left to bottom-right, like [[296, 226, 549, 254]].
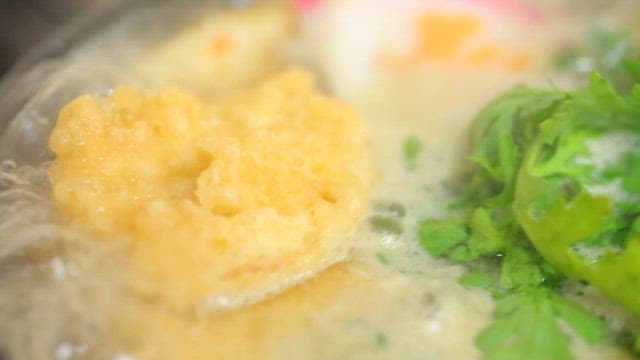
[[1, 0, 639, 359]]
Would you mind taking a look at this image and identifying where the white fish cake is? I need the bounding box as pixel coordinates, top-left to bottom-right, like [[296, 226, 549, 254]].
[[141, 1, 293, 97]]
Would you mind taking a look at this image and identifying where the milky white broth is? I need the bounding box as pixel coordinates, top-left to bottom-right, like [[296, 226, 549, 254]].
[[0, 0, 638, 359]]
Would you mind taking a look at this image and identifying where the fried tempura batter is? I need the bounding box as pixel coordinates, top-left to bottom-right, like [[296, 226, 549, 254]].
[[49, 69, 372, 312]]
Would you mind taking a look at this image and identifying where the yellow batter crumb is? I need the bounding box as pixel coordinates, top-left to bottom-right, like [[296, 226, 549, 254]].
[[49, 69, 372, 312]]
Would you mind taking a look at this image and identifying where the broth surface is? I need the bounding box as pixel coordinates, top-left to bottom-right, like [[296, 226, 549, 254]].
[[0, 1, 638, 359]]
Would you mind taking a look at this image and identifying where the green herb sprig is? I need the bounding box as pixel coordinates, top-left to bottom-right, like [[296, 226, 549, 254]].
[[418, 71, 640, 358]]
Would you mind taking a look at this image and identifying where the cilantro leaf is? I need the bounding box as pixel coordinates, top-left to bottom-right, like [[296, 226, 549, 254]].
[[458, 270, 495, 289], [515, 74, 640, 316], [467, 88, 564, 203], [467, 207, 506, 255], [417, 70, 639, 358], [618, 152, 640, 193], [476, 288, 607, 360], [417, 219, 470, 259], [477, 290, 572, 360], [552, 294, 608, 344], [499, 246, 547, 290], [403, 136, 422, 171]]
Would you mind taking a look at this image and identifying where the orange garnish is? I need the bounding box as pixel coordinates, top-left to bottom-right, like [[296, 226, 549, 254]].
[[210, 34, 233, 56], [415, 12, 483, 60], [377, 11, 532, 73]]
